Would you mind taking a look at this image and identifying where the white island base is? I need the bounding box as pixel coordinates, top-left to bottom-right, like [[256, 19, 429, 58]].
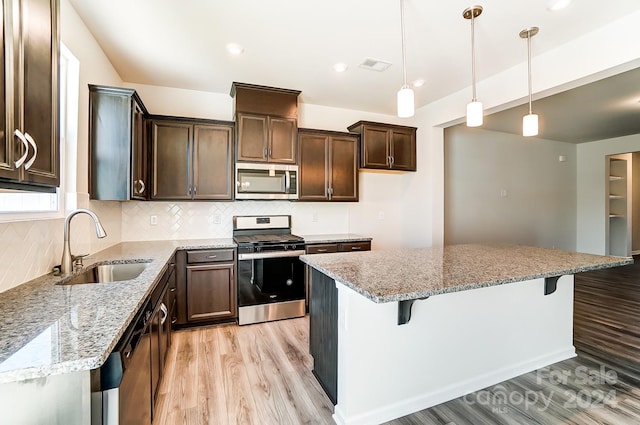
[[332, 276, 575, 425]]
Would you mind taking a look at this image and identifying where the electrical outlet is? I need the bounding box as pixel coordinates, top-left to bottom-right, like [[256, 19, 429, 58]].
[[212, 213, 222, 224], [311, 212, 318, 223], [150, 215, 157, 225], [500, 189, 508, 198], [378, 211, 385, 220]]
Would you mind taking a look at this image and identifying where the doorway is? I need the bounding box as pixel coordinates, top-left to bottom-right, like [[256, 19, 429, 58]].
[[606, 152, 640, 256]]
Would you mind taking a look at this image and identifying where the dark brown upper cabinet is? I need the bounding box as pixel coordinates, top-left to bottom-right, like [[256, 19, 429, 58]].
[[231, 82, 300, 164], [89, 85, 149, 200], [150, 117, 234, 201], [298, 129, 359, 202], [0, 0, 60, 191], [347, 121, 417, 172]]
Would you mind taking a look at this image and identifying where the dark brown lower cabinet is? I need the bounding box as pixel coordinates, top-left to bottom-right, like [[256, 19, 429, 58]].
[[176, 249, 237, 325], [150, 260, 174, 420], [309, 268, 339, 405]]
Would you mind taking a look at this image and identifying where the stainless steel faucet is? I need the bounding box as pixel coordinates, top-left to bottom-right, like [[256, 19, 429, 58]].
[[60, 209, 107, 273]]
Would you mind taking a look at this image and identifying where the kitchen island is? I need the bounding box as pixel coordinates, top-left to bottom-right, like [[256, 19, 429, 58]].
[[300, 244, 632, 425]]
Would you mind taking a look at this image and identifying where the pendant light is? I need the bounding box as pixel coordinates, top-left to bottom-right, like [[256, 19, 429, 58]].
[[397, 0, 414, 118], [520, 27, 539, 137], [463, 6, 483, 127]]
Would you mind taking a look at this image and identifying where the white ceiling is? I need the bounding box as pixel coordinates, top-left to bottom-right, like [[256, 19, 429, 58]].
[[67, 0, 640, 116]]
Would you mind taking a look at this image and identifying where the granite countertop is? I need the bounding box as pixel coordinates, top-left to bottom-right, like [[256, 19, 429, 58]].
[[0, 238, 235, 384], [301, 233, 372, 244], [300, 243, 633, 303]]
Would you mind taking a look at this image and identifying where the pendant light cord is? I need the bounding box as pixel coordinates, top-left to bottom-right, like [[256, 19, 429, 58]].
[[471, 13, 477, 102], [527, 33, 533, 114], [400, 0, 408, 88]]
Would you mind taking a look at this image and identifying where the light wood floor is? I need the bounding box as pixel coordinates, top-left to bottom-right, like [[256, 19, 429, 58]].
[[154, 318, 334, 425], [157, 261, 640, 425]]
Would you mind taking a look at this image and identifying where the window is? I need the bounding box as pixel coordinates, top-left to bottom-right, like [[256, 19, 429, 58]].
[[0, 42, 79, 221]]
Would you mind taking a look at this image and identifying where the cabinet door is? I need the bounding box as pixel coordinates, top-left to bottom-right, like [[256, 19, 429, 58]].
[[20, 0, 59, 187], [390, 128, 416, 171], [0, 0, 17, 181], [150, 307, 161, 406], [361, 126, 389, 169], [88, 88, 132, 200], [186, 263, 236, 322], [298, 132, 329, 201], [329, 135, 358, 201], [151, 120, 192, 200], [237, 113, 267, 162], [131, 101, 148, 200], [269, 116, 296, 163], [193, 124, 233, 200]]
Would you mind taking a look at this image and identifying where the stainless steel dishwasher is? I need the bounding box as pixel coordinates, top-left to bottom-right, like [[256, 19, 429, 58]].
[[91, 299, 153, 425]]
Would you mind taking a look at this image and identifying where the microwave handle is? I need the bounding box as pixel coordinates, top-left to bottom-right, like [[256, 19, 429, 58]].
[[285, 170, 291, 193]]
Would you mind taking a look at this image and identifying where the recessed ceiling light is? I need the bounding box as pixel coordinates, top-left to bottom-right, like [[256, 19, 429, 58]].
[[412, 78, 425, 88], [333, 62, 348, 73], [547, 0, 572, 11], [226, 43, 244, 55]]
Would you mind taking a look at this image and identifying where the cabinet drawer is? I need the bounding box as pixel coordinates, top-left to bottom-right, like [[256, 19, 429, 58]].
[[306, 244, 338, 254], [187, 249, 235, 264], [338, 241, 371, 252]]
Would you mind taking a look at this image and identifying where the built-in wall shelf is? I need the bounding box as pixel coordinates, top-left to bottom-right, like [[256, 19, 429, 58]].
[[606, 154, 632, 257]]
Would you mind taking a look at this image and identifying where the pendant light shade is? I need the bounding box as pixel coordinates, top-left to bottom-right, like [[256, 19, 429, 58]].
[[463, 6, 483, 127], [522, 113, 539, 137], [397, 0, 414, 117], [520, 27, 539, 137], [397, 86, 414, 118], [466, 101, 483, 127]]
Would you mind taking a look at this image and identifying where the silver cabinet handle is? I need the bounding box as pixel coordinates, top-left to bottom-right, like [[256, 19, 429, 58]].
[[207, 255, 217, 259], [316, 249, 328, 253], [138, 180, 146, 194], [187, 186, 192, 196], [390, 156, 395, 167], [171, 317, 177, 324], [351, 246, 362, 250], [13, 130, 29, 168], [263, 147, 268, 158], [328, 187, 333, 200], [23, 133, 38, 170], [160, 303, 168, 325]]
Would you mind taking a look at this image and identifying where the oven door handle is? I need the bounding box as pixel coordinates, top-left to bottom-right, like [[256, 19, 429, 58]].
[[238, 250, 306, 260]]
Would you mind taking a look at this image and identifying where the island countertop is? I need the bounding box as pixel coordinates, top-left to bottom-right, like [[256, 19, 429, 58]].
[[300, 244, 633, 303], [0, 238, 235, 385]]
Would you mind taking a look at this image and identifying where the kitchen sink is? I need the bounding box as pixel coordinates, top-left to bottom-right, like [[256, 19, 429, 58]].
[[58, 262, 149, 285]]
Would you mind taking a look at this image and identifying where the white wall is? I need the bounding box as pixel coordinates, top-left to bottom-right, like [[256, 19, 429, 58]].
[[415, 10, 640, 249], [0, 0, 123, 293], [576, 134, 640, 255], [444, 126, 576, 250]]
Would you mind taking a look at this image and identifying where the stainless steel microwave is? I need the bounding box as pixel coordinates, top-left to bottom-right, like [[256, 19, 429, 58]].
[[235, 163, 298, 200]]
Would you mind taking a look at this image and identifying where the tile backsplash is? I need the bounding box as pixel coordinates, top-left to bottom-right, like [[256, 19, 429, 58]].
[[121, 201, 350, 241], [0, 199, 122, 293]]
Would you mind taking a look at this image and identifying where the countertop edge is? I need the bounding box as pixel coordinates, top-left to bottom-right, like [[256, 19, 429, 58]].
[[301, 253, 633, 304]]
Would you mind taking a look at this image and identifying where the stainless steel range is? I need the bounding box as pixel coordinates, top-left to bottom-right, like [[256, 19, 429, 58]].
[[233, 215, 306, 325]]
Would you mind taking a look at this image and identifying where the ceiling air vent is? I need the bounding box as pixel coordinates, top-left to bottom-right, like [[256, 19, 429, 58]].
[[359, 58, 392, 72]]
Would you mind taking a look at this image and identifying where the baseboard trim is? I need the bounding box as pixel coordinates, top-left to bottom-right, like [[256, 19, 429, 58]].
[[332, 347, 576, 425]]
